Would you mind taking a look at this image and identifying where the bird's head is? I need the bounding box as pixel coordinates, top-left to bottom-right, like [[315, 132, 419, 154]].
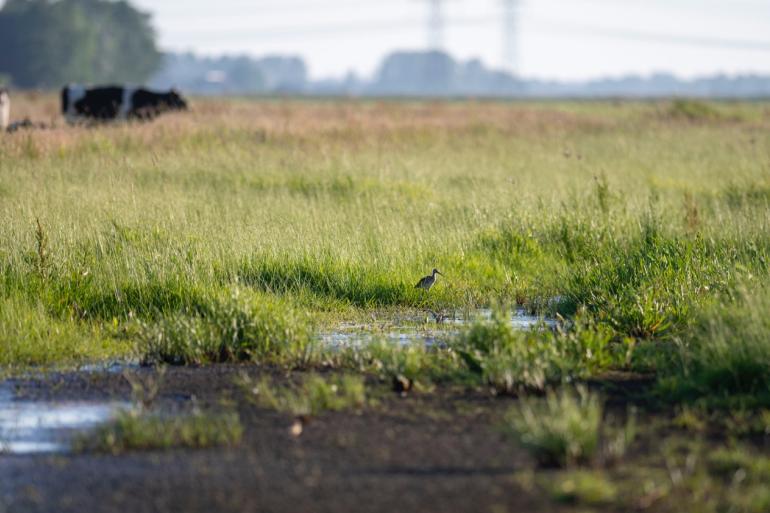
[[432, 268, 443, 276]]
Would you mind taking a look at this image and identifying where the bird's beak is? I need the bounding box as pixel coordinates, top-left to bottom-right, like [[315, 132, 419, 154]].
[[437, 271, 444, 276]]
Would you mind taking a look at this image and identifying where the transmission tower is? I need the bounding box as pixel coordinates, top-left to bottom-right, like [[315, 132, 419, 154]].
[[419, 0, 445, 51], [501, 0, 519, 75]]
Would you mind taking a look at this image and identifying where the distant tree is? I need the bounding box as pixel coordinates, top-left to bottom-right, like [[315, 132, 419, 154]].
[[0, 0, 161, 88]]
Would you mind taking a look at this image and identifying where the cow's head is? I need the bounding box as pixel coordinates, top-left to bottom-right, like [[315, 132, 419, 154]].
[[166, 89, 188, 111]]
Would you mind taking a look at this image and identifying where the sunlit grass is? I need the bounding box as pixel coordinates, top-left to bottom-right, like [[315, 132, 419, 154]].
[[0, 96, 769, 384], [74, 409, 243, 454], [240, 373, 366, 417], [503, 386, 636, 467]]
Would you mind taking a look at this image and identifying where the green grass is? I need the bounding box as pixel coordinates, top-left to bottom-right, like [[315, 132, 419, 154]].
[[503, 386, 635, 467], [1, 97, 769, 405], [139, 290, 314, 365], [74, 409, 243, 454], [545, 470, 618, 506], [454, 309, 621, 392], [0, 295, 126, 368], [240, 372, 367, 417], [658, 285, 770, 407]]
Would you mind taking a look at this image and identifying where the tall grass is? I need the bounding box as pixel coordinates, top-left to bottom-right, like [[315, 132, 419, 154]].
[[659, 285, 770, 407], [454, 309, 621, 392], [1, 95, 769, 375], [139, 291, 313, 365]]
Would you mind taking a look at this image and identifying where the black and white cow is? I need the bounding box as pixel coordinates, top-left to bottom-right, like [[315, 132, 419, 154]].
[[61, 84, 187, 122]]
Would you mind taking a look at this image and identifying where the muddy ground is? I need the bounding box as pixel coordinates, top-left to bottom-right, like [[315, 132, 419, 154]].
[[0, 366, 708, 513]]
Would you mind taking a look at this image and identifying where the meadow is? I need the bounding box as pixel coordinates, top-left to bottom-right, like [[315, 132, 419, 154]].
[[1, 93, 770, 512]]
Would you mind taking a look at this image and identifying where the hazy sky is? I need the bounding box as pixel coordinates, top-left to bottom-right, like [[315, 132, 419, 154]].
[[131, 0, 770, 81]]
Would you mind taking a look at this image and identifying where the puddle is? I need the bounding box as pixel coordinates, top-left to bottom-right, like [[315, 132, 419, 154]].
[[0, 384, 127, 455], [445, 308, 557, 329], [76, 360, 140, 374], [318, 309, 557, 349]]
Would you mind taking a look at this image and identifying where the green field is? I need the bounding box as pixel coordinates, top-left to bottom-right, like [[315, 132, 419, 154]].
[[2, 95, 770, 511]]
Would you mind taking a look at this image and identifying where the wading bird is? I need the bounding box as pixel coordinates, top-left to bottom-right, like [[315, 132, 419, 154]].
[[415, 268, 444, 292]]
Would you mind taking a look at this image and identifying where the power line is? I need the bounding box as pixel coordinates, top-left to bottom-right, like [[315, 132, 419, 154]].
[[163, 13, 770, 53]]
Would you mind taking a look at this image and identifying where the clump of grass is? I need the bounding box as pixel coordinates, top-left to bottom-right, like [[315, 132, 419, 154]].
[[454, 310, 619, 392], [0, 296, 125, 367], [504, 386, 635, 467], [329, 339, 464, 392], [562, 225, 746, 338], [665, 99, 727, 122], [140, 291, 313, 365], [658, 285, 770, 407], [546, 470, 618, 506], [241, 373, 366, 417], [707, 446, 770, 482], [74, 409, 243, 454]]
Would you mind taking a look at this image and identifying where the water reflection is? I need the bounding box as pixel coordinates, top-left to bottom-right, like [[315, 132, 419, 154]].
[[318, 308, 556, 349], [0, 385, 126, 455]]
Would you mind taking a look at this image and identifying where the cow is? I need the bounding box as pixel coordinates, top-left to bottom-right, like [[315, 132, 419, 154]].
[[0, 88, 9, 131], [61, 84, 187, 123]]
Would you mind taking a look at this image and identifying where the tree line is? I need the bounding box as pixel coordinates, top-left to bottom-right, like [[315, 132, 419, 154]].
[[0, 0, 160, 88]]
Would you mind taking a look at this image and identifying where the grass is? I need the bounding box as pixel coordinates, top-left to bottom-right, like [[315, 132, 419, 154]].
[[453, 309, 622, 392], [240, 372, 366, 417], [545, 470, 618, 506], [658, 285, 770, 407], [139, 290, 314, 365], [74, 409, 243, 454], [503, 386, 635, 467], [1, 95, 770, 508]]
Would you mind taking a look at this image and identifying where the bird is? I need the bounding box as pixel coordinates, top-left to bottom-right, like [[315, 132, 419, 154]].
[[415, 268, 444, 292]]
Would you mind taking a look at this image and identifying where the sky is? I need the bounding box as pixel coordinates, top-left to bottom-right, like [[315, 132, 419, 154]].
[[131, 0, 770, 81]]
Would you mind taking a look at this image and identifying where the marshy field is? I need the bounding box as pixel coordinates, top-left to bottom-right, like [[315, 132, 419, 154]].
[[1, 93, 769, 512]]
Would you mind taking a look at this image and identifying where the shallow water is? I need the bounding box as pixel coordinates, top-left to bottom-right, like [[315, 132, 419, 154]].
[[0, 384, 127, 455], [318, 308, 557, 349], [76, 360, 140, 374]]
